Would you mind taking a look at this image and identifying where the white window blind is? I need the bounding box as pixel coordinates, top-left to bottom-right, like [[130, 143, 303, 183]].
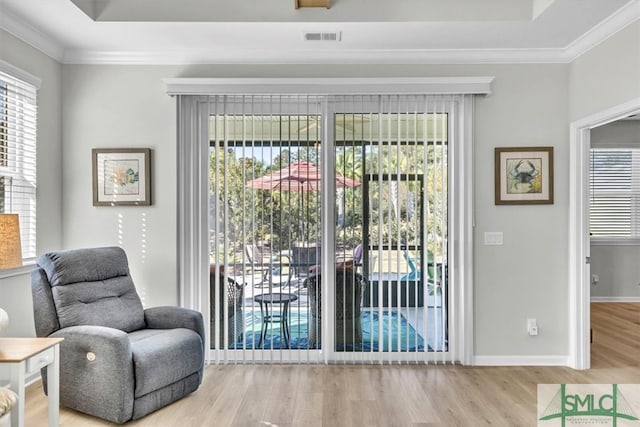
[[203, 94, 455, 364], [590, 146, 640, 241], [173, 80, 477, 366], [0, 66, 38, 260]]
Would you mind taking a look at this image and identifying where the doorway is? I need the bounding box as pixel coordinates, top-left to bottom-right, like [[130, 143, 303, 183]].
[[206, 94, 461, 363], [587, 116, 640, 368], [568, 97, 640, 369]]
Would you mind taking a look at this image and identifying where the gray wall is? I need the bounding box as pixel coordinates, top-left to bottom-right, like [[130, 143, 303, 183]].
[[0, 29, 63, 337], [590, 120, 640, 300], [570, 22, 640, 303], [61, 63, 570, 358], [0, 19, 638, 361], [62, 66, 180, 307], [569, 21, 640, 121]]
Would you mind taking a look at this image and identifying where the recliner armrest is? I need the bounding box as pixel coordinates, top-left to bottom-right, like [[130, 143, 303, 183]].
[[51, 325, 131, 365], [144, 306, 205, 347], [49, 325, 135, 424]]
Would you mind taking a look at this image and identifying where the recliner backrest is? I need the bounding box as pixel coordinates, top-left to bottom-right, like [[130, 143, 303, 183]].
[[36, 246, 145, 333]]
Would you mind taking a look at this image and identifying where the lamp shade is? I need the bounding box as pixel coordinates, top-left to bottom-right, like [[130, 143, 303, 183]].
[[0, 214, 22, 269], [0, 308, 8, 336]]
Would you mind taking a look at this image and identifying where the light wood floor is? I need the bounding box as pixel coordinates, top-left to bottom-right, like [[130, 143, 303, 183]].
[[22, 303, 640, 426], [590, 302, 640, 369]]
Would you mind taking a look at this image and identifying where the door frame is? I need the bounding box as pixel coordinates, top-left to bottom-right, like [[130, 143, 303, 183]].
[[169, 77, 490, 364], [568, 97, 640, 369]]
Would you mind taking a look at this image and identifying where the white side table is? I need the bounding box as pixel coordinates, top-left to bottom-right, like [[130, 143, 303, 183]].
[[0, 338, 63, 427]]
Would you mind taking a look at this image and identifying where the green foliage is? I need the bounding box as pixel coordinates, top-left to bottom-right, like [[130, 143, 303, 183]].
[[210, 138, 448, 262]]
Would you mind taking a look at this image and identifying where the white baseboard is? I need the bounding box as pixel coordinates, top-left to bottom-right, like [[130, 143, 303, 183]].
[[473, 355, 570, 366], [591, 296, 640, 302]]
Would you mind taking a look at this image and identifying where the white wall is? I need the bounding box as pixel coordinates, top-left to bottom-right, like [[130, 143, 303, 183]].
[[0, 29, 63, 337], [590, 120, 640, 300]]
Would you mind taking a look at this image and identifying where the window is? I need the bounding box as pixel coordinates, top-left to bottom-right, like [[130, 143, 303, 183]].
[[0, 64, 38, 262], [589, 146, 640, 242]]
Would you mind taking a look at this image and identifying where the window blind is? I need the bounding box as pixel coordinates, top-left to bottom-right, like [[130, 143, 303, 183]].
[[0, 67, 38, 260], [590, 147, 640, 240], [204, 94, 454, 364], [177, 86, 473, 363]]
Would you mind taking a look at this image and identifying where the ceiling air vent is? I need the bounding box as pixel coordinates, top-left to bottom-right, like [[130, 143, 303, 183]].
[[303, 31, 342, 42]]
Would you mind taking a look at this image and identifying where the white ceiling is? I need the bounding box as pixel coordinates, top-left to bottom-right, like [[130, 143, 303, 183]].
[[0, 0, 638, 64]]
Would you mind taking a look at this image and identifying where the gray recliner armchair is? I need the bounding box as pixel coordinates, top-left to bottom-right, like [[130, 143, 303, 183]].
[[31, 247, 205, 424]]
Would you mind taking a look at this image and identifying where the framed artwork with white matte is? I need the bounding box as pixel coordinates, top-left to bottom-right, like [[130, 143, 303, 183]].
[[495, 146, 553, 205], [92, 148, 151, 206]]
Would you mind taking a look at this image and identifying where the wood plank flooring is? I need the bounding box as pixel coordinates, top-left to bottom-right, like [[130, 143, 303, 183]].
[[21, 303, 640, 426], [590, 302, 640, 369]]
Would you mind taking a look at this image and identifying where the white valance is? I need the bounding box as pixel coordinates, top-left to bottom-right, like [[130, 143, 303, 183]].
[[164, 77, 494, 96]]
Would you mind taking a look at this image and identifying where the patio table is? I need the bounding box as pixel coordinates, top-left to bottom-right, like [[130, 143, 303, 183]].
[[254, 293, 298, 348]]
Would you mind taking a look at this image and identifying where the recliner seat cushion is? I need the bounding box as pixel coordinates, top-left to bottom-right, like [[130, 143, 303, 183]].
[[38, 247, 145, 332], [129, 328, 204, 398]]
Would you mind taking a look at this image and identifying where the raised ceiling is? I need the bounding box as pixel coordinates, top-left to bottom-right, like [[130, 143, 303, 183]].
[[68, 0, 551, 22], [0, 0, 638, 64]]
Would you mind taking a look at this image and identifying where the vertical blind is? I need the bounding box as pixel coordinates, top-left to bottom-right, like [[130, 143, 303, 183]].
[[331, 95, 451, 364], [0, 67, 38, 260], [208, 95, 324, 363], [203, 94, 456, 364], [590, 146, 640, 240]]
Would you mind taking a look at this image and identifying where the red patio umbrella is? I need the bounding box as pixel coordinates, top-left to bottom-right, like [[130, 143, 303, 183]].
[[245, 161, 361, 247], [245, 161, 360, 191]]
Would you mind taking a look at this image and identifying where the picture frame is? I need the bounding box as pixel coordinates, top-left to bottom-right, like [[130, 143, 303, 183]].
[[92, 148, 152, 206], [495, 146, 554, 205]]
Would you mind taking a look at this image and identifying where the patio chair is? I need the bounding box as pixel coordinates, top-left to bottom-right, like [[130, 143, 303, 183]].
[[401, 249, 441, 291], [245, 244, 293, 287], [291, 245, 321, 278], [352, 244, 378, 277], [210, 265, 244, 348], [304, 266, 367, 350]]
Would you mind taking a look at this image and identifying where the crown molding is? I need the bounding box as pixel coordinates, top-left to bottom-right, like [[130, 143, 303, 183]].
[[63, 48, 570, 65], [565, 0, 640, 61], [1, 1, 637, 65], [0, 8, 64, 62]]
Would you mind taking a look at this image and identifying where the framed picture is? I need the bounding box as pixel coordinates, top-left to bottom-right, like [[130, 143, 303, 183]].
[[495, 146, 553, 205], [92, 148, 151, 206]]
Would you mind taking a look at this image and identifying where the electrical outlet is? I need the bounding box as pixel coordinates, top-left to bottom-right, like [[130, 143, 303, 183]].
[[591, 274, 599, 285], [527, 318, 538, 336]]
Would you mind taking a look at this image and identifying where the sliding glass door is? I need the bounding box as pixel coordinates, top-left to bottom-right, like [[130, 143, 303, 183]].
[[208, 96, 324, 362], [329, 97, 449, 363], [207, 95, 454, 363]]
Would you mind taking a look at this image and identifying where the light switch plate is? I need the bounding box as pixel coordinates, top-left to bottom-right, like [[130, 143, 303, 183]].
[[484, 231, 503, 245]]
